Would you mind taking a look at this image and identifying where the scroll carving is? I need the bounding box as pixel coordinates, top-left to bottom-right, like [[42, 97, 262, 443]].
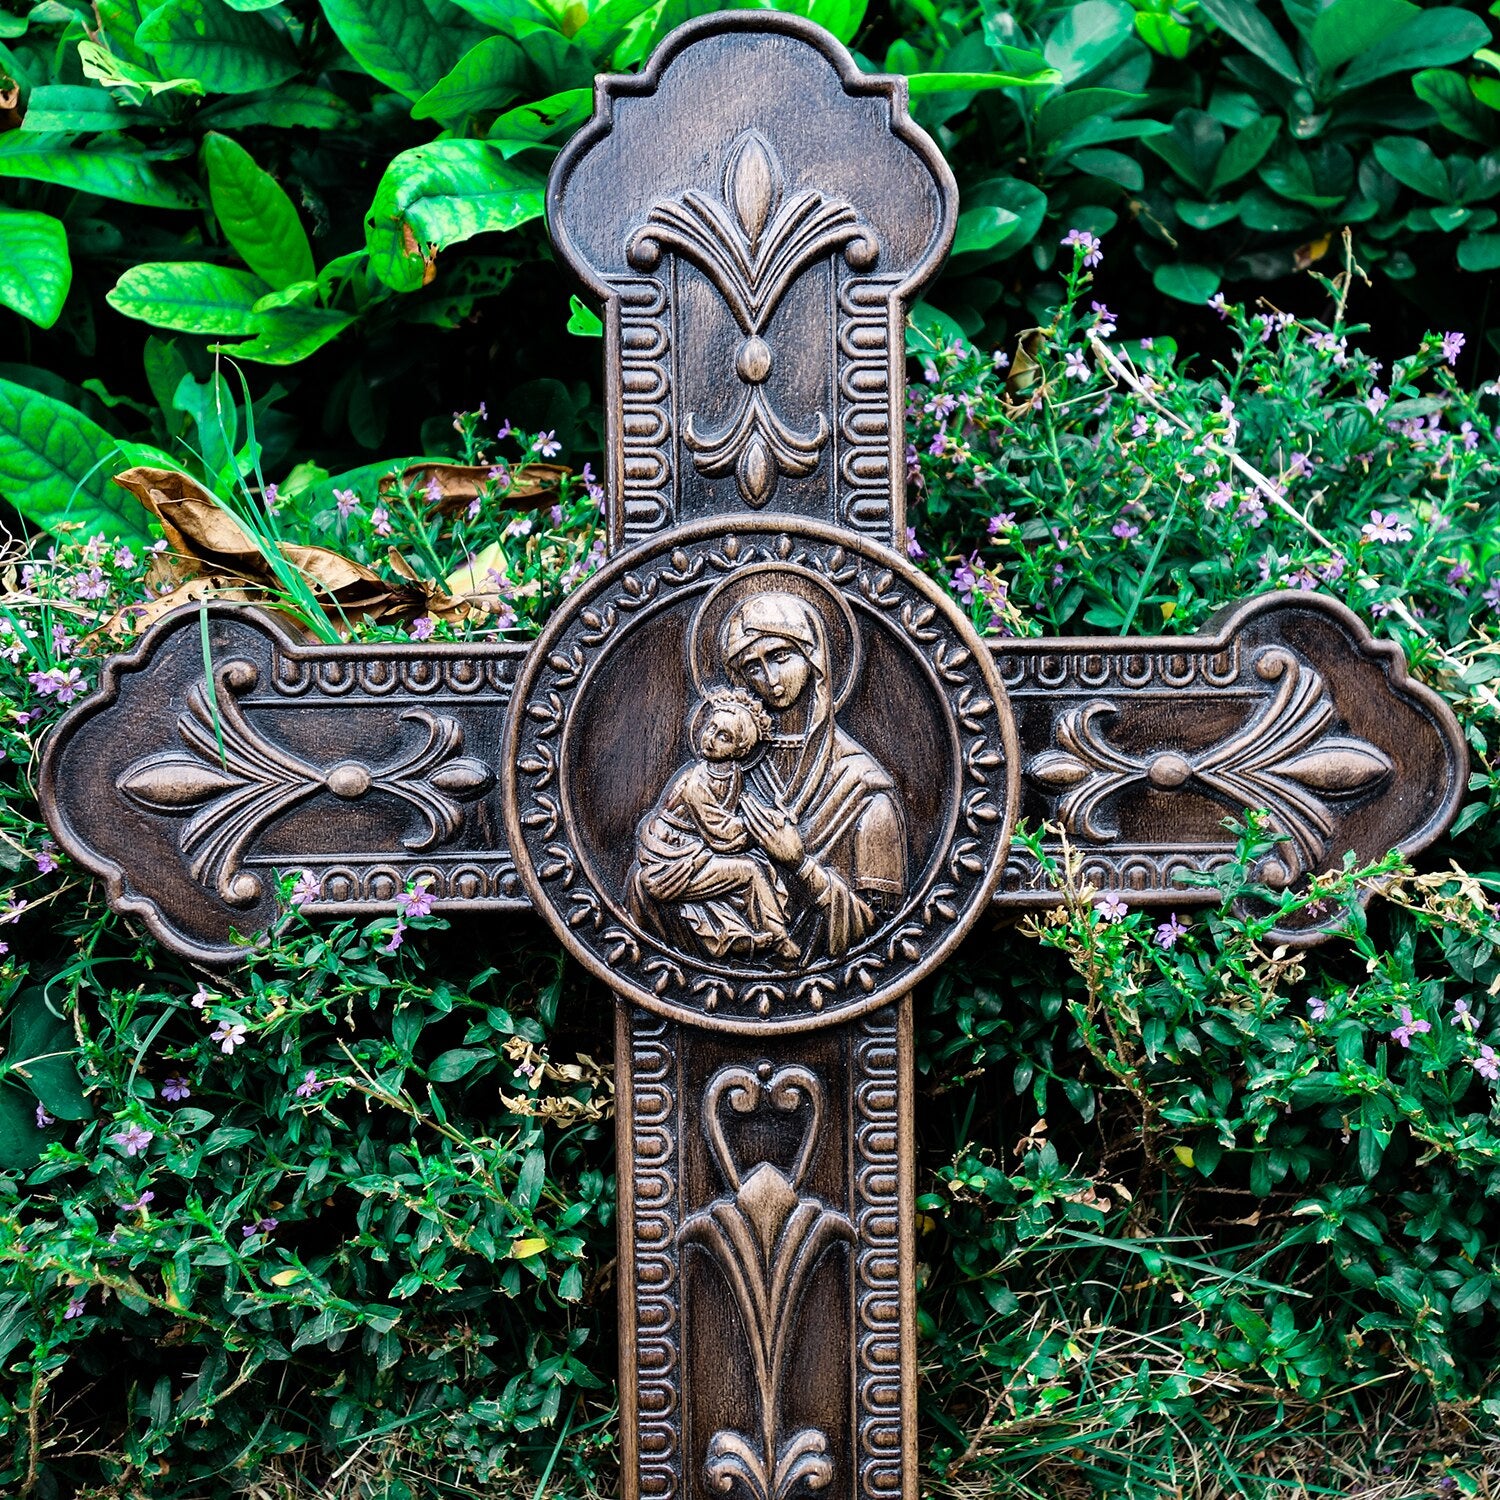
[[683, 1063, 852, 1500], [627, 131, 878, 509], [116, 657, 491, 908], [1029, 647, 1394, 886]]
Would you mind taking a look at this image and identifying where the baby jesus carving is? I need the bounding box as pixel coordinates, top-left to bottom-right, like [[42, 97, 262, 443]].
[[627, 690, 801, 963]]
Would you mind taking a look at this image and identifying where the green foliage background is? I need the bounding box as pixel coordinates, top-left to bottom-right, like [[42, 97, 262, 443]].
[[4, 0, 1500, 1496]]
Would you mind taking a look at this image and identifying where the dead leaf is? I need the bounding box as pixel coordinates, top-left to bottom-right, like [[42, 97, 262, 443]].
[[0, 80, 20, 134], [111, 467, 438, 628], [1294, 233, 1331, 271], [381, 461, 571, 516], [1003, 328, 1048, 416]]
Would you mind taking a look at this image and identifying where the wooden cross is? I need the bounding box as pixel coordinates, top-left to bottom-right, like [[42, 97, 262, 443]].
[[39, 16, 1467, 1500]]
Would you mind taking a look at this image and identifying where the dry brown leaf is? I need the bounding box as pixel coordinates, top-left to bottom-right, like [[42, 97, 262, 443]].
[[0, 82, 20, 133], [111, 466, 439, 627], [382, 461, 571, 516], [1002, 328, 1048, 417]]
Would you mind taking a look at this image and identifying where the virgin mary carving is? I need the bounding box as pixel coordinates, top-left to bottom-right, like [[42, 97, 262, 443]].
[[627, 567, 908, 965]]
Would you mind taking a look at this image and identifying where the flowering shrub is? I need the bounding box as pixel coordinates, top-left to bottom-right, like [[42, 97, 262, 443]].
[[3, 234, 1500, 1494]]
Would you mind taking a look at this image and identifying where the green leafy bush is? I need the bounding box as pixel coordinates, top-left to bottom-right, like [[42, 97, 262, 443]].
[[3, 0, 1500, 523], [4, 233, 1500, 1493]]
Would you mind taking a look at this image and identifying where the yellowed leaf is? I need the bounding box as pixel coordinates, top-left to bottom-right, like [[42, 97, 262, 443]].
[[510, 1237, 548, 1259]]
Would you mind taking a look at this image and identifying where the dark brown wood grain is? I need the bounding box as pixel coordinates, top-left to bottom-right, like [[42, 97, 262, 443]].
[[35, 16, 1468, 1500]]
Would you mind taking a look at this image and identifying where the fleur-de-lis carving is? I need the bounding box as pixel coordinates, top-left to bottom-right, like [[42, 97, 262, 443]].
[[1029, 647, 1393, 884], [628, 130, 879, 509], [117, 658, 491, 906], [680, 1063, 852, 1500]]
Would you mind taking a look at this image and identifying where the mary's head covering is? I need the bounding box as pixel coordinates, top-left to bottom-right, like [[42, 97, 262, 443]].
[[720, 591, 833, 817], [721, 593, 826, 680]]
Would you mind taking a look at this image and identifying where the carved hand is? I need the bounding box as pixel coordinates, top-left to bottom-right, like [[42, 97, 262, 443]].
[[742, 795, 805, 866]]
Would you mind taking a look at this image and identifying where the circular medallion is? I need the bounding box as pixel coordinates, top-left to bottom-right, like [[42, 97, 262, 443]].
[[502, 516, 1018, 1032]]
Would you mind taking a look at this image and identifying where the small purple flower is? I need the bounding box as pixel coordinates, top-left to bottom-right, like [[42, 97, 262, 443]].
[[534, 430, 562, 459], [211, 1021, 247, 1054], [162, 1076, 191, 1102], [1474, 1046, 1499, 1081], [950, 556, 980, 603], [1390, 1007, 1431, 1048], [242, 1216, 278, 1239], [35, 844, 58, 875], [1441, 331, 1465, 365], [73, 567, 108, 600], [3, 900, 27, 925], [1096, 894, 1128, 922], [1285, 452, 1313, 481], [409, 616, 434, 642], [114, 546, 137, 570], [904, 527, 924, 560], [64, 1294, 87, 1320], [1207, 292, 1229, 319], [1453, 998, 1477, 1032], [398, 882, 434, 919], [190, 985, 213, 1010], [1237, 497, 1268, 528], [1061, 228, 1103, 268], [111, 1123, 154, 1157], [1362, 510, 1412, 544], [927, 432, 947, 458], [1204, 482, 1233, 512], [1364, 388, 1388, 416], [1065, 349, 1090, 382], [295, 1070, 323, 1099], [987, 512, 1016, 535], [1111, 519, 1140, 541], [333, 488, 360, 519], [1308, 997, 1328, 1022], [35, 1103, 54, 1128], [1460, 420, 1480, 452], [1484, 577, 1500, 610], [371, 505, 392, 537], [1447, 561, 1473, 587], [1154, 913, 1188, 948], [289, 871, 319, 908], [382, 919, 407, 955], [120, 1189, 155, 1213]]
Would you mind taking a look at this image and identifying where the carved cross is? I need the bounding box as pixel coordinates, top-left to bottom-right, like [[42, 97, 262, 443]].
[[39, 16, 1466, 1500]]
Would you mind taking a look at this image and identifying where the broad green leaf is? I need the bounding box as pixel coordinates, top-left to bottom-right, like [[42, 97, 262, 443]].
[[443, 0, 546, 26], [1412, 70, 1497, 144], [136, 0, 301, 94], [1196, 0, 1301, 83], [0, 1088, 44, 1174], [0, 376, 146, 541], [222, 0, 286, 9], [1308, 0, 1416, 74], [1052, 115, 1172, 153], [1134, 11, 1192, 58], [1210, 114, 1280, 192], [1036, 87, 1140, 145], [0, 136, 200, 209], [1144, 108, 1224, 194], [1069, 146, 1144, 189], [566, 294, 601, 336], [78, 37, 204, 100], [1372, 136, 1452, 200], [213, 303, 357, 363], [1339, 9, 1490, 92], [428, 1048, 489, 1081], [366, 140, 545, 293], [200, 84, 359, 130], [964, 175, 1049, 256], [18, 84, 126, 133], [0, 210, 72, 329], [9, 991, 92, 1121], [952, 205, 1021, 256], [906, 67, 1061, 94], [317, 0, 479, 100], [203, 133, 315, 288], [1043, 0, 1135, 83], [487, 88, 595, 155], [768, 0, 866, 45], [107, 262, 268, 334], [1152, 261, 1220, 303], [1459, 232, 1500, 269], [412, 34, 529, 121]]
